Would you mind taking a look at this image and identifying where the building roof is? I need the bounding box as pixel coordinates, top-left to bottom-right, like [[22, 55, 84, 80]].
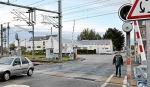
[[53, 37, 82, 45], [29, 35, 57, 41], [78, 40, 112, 45]]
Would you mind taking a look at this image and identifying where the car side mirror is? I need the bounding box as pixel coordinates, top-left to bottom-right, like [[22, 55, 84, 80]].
[[13, 62, 18, 66]]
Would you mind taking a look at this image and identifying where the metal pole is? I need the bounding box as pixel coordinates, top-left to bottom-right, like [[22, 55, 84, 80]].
[[126, 32, 132, 87], [7, 23, 10, 56], [1, 24, 3, 56], [146, 20, 150, 87], [58, 0, 62, 61], [18, 39, 20, 56], [4, 28, 6, 55], [51, 27, 53, 48], [32, 24, 35, 59]]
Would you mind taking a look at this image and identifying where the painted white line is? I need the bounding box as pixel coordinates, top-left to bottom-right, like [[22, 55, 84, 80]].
[[122, 76, 127, 87], [3, 84, 30, 87], [100, 71, 115, 87]]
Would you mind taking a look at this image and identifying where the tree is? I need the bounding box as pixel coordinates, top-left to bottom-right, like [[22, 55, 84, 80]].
[[10, 44, 17, 51], [77, 28, 101, 40], [131, 45, 134, 50], [103, 28, 125, 51]]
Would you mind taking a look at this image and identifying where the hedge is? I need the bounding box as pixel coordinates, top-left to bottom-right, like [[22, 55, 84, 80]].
[[77, 49, 96, 54]]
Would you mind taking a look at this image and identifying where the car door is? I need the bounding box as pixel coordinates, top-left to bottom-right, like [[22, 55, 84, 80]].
[[11, 58, 22, 75], [21, 57, 29, 73]]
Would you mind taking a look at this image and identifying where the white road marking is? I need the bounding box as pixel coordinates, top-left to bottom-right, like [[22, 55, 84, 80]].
[[122, 76, 127, 87], [3, 84, 30, 87], [100, 71, 115, 87]]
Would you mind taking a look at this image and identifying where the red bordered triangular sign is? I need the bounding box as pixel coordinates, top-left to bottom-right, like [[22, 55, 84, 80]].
[[127, 0, 150, 20]]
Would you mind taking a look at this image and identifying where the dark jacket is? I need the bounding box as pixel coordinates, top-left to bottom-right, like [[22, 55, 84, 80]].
[[113, 55, 123, 65]]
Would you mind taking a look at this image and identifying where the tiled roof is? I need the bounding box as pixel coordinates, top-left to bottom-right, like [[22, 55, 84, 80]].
[[29, 35, 57, 41]]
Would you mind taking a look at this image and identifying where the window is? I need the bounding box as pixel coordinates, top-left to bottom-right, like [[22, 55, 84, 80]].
[[13, 58, 21, 65], [37, 46, 41, 48], [105, 48, 108, 49], [21, 57, 29, 64], [43, 41, 45, 45], [28, 46, 31, 48]]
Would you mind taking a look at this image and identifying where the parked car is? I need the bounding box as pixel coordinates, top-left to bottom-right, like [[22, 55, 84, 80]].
[[105, 50, 113, 55], [0, 56, 34, 81]]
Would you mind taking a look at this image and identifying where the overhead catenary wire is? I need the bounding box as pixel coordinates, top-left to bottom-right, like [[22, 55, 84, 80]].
[[62, 1, 127, 15], [62, 0, 110, 11], [63, 11, 117, 23]]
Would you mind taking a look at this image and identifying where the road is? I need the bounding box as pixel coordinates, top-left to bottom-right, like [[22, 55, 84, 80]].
[[0, 53, 134, 87]]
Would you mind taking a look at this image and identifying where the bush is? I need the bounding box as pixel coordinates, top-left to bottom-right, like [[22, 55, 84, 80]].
[[77, 49, 96, 54]]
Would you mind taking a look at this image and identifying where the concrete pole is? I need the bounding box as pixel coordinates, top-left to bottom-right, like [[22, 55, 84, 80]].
[[58, 0, 62, 61], [1, 24, 3, 56], [146, 20, 150, 87], [51, 27, 53, 48], [32, 24, 35, 59], [7, 23, 10, 56], [126, 32, 132, 87]]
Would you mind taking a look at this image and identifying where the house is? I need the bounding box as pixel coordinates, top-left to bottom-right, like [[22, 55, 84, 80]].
[[26, 35, 57, 52], [78, 40, 113, 54], [46, 37, 82, 54]]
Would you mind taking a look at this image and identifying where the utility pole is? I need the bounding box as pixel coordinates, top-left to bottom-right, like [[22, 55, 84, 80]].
[[51, 27, 53, 48], [58, 0, 62, 61], [1, 24, 3, 56], [32, 24, 34, 59], [7, 22, 10, 56], [146, 20, 150, 87]]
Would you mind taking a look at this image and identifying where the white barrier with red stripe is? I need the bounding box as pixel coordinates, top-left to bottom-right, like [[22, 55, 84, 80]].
[[134, 21, 147, 65]]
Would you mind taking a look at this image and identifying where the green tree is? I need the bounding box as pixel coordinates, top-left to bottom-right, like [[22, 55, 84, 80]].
[[77, 28, 101, 40], [103, 28, 125, 51], [131, 45, 134, 50], [10, 44, 17, 51]]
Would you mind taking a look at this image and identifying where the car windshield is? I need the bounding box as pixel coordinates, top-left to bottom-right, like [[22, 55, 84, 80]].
[[0, 57, 14, 65]]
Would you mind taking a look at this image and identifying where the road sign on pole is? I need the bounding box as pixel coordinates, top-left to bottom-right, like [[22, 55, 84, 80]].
[[127, 0, 150, 20]]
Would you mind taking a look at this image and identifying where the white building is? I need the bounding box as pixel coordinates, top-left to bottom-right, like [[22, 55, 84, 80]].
[[26, 35, 57, 51], [46, 37, 82, 53], [78, 40, 113, 54]]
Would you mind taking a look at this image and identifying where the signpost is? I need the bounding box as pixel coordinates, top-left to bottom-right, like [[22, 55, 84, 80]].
[[127, 0, 150, 87]]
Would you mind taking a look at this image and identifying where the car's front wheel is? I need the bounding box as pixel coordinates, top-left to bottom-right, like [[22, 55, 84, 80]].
[[27, 68, 33, 76], [2, 72, 10, 81]]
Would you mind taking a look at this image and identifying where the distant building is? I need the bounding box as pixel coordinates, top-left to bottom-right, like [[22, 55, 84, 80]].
[[26, 35, 57, 51], [78, 40, 113, 54], [46, 37, 82, 53]]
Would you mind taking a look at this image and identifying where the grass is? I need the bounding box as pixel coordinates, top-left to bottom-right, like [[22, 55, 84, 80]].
[[22, 54, 69, 61]]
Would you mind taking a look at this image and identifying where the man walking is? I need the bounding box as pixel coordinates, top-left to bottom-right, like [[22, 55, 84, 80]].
[[113, 52, 123, 77]]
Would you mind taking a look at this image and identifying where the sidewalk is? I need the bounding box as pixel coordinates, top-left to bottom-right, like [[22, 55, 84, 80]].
[[104, 57, 140, 87]]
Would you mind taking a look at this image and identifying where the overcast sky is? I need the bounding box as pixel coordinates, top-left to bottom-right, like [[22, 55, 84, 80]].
[[0, 0, 135, 44]]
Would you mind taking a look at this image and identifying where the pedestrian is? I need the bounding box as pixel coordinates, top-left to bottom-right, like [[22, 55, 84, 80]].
[[113, 52, 123, 77]]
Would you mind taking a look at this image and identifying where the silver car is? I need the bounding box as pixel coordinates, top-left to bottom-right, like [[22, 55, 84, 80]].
[[0, 56, 34, 81]]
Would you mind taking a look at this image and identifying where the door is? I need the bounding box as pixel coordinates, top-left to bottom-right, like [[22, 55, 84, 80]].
[[21, 57, 29, 73], [11, 58, 22, 75]]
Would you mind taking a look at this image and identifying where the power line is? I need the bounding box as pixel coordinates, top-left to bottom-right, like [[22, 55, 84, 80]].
[[63, 1, 127, 15], [62, 0, 109, 11], [63, 11, 117, 22]]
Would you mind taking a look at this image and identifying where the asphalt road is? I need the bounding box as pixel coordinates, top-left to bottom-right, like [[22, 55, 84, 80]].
[[0, 53, 129, 87]]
